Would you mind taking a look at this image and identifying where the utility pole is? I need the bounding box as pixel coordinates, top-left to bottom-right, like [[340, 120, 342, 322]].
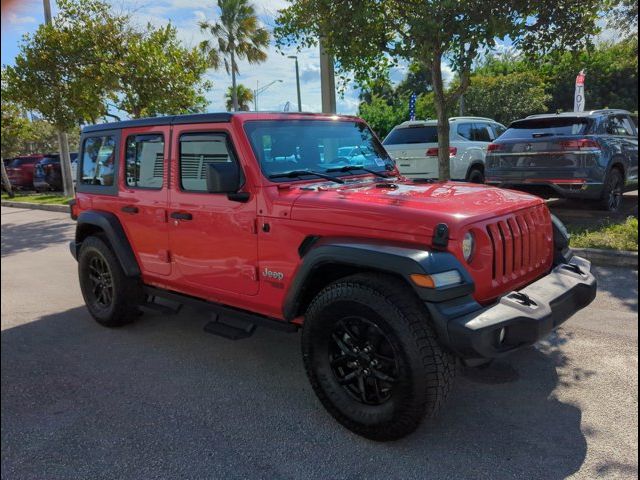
[[43, 0, 52, 23], [288, 56, 302, 112], [319, 40, 336, 114], [43, 0, 74, 197]]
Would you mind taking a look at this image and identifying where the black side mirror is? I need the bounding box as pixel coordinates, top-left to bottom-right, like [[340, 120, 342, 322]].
[[206, 162, 240, 193], [205, 162, 250, 202]]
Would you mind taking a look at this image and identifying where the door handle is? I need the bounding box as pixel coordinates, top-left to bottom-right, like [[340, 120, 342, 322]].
[[170, 212, 193, 221], [121, 205, 139, 214]]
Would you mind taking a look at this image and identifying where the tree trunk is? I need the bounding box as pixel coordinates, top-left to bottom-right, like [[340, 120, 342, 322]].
[[57, 130, 75, 197], [1, 158, 14, 198], [231, 50, 239, 112], [431, 53, 451, 181]]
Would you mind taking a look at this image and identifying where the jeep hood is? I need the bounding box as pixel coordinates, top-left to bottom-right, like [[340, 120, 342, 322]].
[[290, 180, 545, 239]]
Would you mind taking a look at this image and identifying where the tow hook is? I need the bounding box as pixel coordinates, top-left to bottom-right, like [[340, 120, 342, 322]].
[[507, 292, 537, 308]]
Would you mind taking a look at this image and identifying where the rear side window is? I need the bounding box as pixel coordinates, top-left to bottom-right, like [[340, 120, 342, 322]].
[[179, 133, 235, 192], [125, 134, 164, 189], [457, 123, 474, 140], [383, 126, 438, 145], [80, 135, 116, 186], [473, 123, 494, 142], [492, 124, 507, 138], [605, 115, 636, 136], [501, 117, 592, 139]]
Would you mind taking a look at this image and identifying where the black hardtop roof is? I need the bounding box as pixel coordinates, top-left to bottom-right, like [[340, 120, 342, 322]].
[[81, 111, 361, 134], [81, 113, 233, 134]]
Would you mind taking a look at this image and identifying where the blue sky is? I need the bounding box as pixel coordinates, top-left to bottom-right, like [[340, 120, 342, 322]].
[[1, 1, 616, 118], [1, 0, 381, 115]]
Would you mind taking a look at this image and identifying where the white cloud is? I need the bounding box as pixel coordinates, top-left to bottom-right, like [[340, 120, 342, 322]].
[[5, 12, 38, 25]]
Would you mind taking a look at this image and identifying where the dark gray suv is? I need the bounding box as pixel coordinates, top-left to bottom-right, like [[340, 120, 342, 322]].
[[485, 109, 638, 212]]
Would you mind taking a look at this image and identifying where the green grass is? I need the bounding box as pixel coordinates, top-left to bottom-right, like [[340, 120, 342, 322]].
[[1, 192, 73, 205], [569, 217, 638, 251]]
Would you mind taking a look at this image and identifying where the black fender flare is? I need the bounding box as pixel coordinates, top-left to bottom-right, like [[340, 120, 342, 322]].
[[70, 210, 141, 277], [283, 238, 475, 321]]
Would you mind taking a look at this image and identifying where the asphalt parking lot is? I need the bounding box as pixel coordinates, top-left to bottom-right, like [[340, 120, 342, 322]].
[[1, 206, 638, 480]]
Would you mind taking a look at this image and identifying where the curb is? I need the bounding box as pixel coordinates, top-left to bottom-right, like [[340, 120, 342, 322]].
[[573, 247, 638, 269], [1, 200, 70, 213]]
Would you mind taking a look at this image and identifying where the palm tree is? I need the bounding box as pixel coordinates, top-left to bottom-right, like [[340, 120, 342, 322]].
[[225, 84, 254, 111], [199, 0, 269, 112]]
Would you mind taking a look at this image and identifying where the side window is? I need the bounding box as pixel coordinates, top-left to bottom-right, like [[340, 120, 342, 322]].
[[125, 134, 164, 189], [179, 133, 236, 192], [473, 123, 494, 142], [81, 135, 116, 186], [605, 115, 635, 136], [620, 116, 637, 136], [492, 124, 507, 138], [457, 123, 474, 140]]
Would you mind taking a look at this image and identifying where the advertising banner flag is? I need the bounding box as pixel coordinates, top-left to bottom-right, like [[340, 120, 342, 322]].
[[574, 70, 586, 112], [409, 93, 417, 121]]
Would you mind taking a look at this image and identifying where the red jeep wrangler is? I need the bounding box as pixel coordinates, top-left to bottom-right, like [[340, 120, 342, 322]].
[[70, 112, 596, 440]]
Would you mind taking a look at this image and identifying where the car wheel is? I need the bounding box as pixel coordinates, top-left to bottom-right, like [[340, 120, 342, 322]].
[[302, 273, 456, 441], [600, 169, 624, 213], [78, 236, 142, 327], [467, 167, 485, 184]]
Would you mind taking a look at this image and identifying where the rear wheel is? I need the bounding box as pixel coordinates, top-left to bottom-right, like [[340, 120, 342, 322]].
[[78, 236, 142, 327], [302, 274, 456, 441], [600, 169, 624, 213], [467, 166, 485, 184]]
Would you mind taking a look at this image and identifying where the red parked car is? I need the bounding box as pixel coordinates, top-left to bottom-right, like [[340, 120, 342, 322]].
[[6, 155, 44, 190], [69, 112, 596, 440]]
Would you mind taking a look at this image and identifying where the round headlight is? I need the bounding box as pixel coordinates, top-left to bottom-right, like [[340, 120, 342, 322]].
[[462, 231, 475, 262]]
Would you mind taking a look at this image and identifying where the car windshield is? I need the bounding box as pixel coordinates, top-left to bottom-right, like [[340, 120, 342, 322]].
[[243, 119, 394, 180], [501, 117, 592, 139]]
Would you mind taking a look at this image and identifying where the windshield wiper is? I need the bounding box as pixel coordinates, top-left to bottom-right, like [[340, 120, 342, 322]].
[[326, 165, 390, 179], [268, 170, 345, 184]]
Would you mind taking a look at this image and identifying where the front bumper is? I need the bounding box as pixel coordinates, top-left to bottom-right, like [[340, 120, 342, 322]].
[[428, 256, 597, 364]]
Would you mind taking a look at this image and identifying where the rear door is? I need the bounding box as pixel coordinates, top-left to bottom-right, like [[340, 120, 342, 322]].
[[605, 114, 638, 186], [382, 125, 439, 177], [168, 123, 259, 299], [117, 126, 172, 276]]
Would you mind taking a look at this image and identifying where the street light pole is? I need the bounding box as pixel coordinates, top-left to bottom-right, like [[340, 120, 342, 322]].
[[254, 80, 283, 112], [288, 56, 302, 112]]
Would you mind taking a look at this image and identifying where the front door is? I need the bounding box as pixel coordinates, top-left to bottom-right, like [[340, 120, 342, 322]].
[[168, 124, 259, 298], [117, 126, 171, 276]]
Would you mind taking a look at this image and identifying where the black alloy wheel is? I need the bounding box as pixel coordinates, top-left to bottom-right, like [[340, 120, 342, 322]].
[[329, 317, 399, 406]]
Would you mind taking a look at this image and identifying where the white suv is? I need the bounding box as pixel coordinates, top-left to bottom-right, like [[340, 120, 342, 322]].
[[382, 117, 506, 182]]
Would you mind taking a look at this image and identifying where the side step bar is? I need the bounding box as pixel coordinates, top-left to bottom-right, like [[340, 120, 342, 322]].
[[143, 286, 298, 334]]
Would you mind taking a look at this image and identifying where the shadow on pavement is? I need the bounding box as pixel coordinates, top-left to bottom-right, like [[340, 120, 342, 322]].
[[1, 305, 588, 480], [1, 218, 74, 257], [592, 266, 639, 313], [548, 191, 638, 230]]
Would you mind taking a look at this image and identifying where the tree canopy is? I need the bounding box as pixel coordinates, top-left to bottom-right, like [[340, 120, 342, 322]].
[[276, 0, 605, 179], [200, 0, 269, 111], [114, 24, 212, 118]]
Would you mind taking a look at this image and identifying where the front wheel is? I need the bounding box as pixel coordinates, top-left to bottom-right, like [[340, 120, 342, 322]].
[[78, 236, 142, 327], [301, 274, 456, 441]]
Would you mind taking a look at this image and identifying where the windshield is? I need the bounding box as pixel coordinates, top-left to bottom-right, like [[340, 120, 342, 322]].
[[502, 117, 593, 139], [243, 120, 395, 180]]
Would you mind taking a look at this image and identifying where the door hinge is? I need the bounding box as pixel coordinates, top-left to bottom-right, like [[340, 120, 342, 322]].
[[159, 249, 171, 263], [251, 218, 258, 234]]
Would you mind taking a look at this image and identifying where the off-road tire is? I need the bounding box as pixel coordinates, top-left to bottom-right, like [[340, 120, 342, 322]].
[[600, 168, 624, 213], [301, 273, 456, 441], [467, 166, 485, 184], [78, 236, 142, 327]]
